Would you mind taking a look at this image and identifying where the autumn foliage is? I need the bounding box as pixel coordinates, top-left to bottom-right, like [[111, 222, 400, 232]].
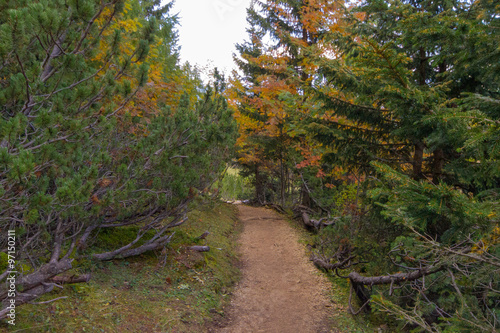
[[231, 0, 499, 331]]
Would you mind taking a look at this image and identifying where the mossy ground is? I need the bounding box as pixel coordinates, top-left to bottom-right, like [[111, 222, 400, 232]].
[[1, 202, 241, 333]]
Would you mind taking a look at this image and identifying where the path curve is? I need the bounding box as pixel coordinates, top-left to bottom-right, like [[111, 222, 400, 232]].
[[217, 205, 334, 333]]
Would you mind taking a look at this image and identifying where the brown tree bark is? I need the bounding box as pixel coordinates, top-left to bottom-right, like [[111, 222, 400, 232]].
[[300, 211, 337, 229], [418, 47, 427, 86], [280, 146, 286, 208], [0, 259, 74, 319], [348, 265, 443, 286], [432, 148, 445, 184], [254, 165, 265, 205], [301, 184, 311, 207], [412, 142, 425, 180]]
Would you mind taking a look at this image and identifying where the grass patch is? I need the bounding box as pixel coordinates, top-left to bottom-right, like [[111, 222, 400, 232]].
[[1, 203, 241, 333]]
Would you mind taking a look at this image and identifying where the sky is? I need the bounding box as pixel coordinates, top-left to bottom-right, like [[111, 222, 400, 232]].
[[167, 0, 253, 76]]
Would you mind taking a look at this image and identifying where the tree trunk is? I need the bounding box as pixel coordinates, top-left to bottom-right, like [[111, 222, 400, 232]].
[[418, 47, 427, 86], [412, 142, 425, 180], [255, 165, 265, 204], [412, 46, 428, 181], [301, 183, 311, 207], [431, 61, 447, 184], [432, 148, 444, 184], [280, 152, 286, 207]]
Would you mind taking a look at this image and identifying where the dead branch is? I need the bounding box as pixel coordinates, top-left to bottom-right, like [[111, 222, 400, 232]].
[[311, 254, 356, 271], [348, 265, 444, 286], [0, 259, 73, 319], [300, 210, 337, 230], [196, 231, 210, 240], [93, 232, 176, 261], [264, 203, 286, 214], [29, 296, 68, 305], [188, 246, 210, 252], [48, 274, 91, 284]]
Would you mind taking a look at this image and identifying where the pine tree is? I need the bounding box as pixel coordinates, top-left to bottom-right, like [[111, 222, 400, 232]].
[[0, 0, 237, 314]]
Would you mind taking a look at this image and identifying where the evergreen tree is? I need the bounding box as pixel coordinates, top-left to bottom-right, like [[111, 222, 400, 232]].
[[0, 0, 237, 314], [231, 0, 335, 206], [306, 0, 500, 330]]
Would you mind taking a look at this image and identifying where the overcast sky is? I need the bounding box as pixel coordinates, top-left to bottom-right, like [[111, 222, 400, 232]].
[[168, 0, 253, 76]]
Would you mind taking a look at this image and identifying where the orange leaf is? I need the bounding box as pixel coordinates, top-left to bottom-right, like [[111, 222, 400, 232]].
[[91, 194, 101, 204], [99, 178, 112, 188]]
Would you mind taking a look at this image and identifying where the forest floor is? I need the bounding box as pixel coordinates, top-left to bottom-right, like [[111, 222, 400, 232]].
[[1, 203, 374, 332], [209, 205, 338, 333]]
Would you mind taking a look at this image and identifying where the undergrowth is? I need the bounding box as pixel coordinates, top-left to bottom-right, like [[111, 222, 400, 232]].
[[283, 210, 379, 333], [218, 167, 253, 201]]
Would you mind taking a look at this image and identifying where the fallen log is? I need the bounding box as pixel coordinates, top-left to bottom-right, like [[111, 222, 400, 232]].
[[188, 246, 210, 252]]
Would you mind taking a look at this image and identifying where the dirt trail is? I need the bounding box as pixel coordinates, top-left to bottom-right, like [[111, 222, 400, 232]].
[[216, 205, 334, 333]]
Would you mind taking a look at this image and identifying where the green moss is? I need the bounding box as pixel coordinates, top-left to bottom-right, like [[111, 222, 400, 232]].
[[92, 226, 157, 252], [0, 252, 7, 272]]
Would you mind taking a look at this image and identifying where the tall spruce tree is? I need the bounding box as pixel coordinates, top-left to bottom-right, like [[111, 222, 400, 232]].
[[231, 0, 335, 206], [306, 0, 499, 330]]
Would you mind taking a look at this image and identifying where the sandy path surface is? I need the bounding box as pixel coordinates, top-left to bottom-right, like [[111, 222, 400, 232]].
[[216, 205, 334, 333]]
